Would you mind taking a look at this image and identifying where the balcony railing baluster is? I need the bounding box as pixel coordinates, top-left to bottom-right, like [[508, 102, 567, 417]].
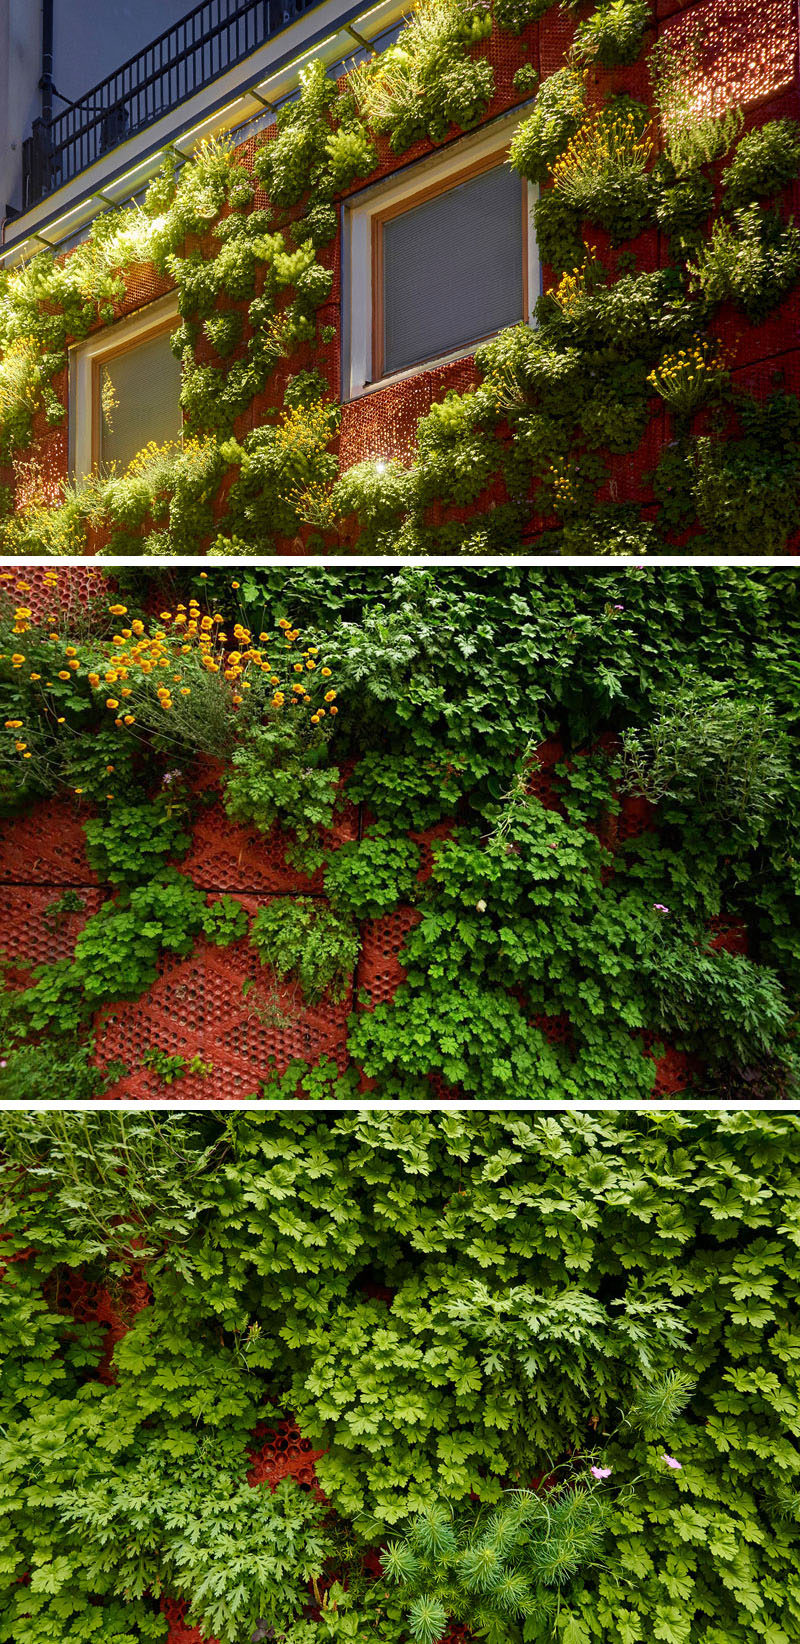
[[22, 0, 306, 209]]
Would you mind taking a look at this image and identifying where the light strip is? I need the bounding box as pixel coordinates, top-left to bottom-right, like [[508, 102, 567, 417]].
[[0, 0, 411, 266]]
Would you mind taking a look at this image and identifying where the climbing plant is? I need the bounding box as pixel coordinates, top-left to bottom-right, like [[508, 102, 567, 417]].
[[1, 564, 799, 1101], [0, 0, 798, 553], [1, 1109, 800, 1643]]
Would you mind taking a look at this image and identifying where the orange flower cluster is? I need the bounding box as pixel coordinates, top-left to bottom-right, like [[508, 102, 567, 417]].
[[0, 579, 339, 784], [90, 600, 338, 725]]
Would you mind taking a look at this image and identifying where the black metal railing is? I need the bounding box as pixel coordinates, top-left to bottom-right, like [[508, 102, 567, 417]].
[[22, 0, 318, 210]]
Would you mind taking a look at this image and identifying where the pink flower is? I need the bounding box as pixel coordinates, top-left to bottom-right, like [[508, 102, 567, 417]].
[[662, 1454, 682, 1470], [590, 1465, 612, 1480], [653, 903, 669, 913]]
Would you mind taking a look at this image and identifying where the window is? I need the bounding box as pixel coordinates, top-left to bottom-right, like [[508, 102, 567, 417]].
[[345, 123, 538, 399], [70, 295, 182, 478]]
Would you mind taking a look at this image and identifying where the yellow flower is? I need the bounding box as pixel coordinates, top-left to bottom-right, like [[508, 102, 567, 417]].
[[57, 670, 70, 680], [14, 740, 27, 751], [321, 667, 332, 677], [106, 698, 119, 709], [123, 714, 135, 725], [4, 720, 23, 729], [329, 705, 338, 716], [324, 690, 336, 702], [109, 604, 127, 616]]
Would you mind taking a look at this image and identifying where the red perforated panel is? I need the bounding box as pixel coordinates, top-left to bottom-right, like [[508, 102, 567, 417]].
[[411, 820, 456, 881], [180, 801, 357, 894], [160, 1595, 216, 1644], [48, 1264, 150, 1383], [356, 906, 422, 1008], [0, 798, 97, 885], [0, 885, 104, 985], [709, 915, 749, 954], [95, 931, 353, 1101], [659, 0, 797, 109], [339, 356, 478, 469], [247, 1418, 326, 1496]]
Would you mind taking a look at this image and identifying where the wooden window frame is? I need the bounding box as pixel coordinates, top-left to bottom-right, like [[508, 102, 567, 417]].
[[370, 150, 530, 383], [69, 293, 181, 480], [344, 115, 539, 402]]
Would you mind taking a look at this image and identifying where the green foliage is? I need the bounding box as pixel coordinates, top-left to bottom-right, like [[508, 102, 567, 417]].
[[349, 0, 494, 152], [5, 568, 800, 1094], [250, 896, 359, 1001], [385, 1488, 611, 1643], [84, 797, 191, 884], [620, 673, 792, 841], [324, 826, 422, 918], [509, 68, 587, 185], [200, 895, 250, 946], [573, 0, 650, 69], [646, 939, 792, 1066], [496, 0, 557, 32], [722, 119, 800, 209], [10, 872, 206, 1037], [223, 719, 339, 861], [0, 1040, 125, 1101], [140, 1047, 213, 1083], [688, 204, 800, 320], [689, 397, 800, 552], [3, 1112, 800, 1644]]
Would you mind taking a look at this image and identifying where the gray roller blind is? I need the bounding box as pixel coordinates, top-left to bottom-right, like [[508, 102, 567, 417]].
[[99, 326, 182, 471], [381, 162, 525, 377]]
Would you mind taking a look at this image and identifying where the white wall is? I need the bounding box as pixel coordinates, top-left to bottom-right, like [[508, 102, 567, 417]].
[[53, 0, 199, 103], [0, 0, 42, 217]]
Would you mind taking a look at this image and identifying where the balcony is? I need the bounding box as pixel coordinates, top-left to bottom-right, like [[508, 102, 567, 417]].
[[22, 0, 321, 210]]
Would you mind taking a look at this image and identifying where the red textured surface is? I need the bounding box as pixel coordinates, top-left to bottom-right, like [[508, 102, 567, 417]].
[[540, 5, 578, 77], [0, 797, 97, 884], [0, 565, 110, 622], [412, 819, 457, 881], [95, 929, 353, 1101], [180, 801, 358, 895], [709, 915, 749, 954], [615, 792, 657, 844], [357, 906, 421, 1008], [247, 1418, 326, 1496], [339, 356, 478, 469], [658, 0, 797, 108], [160, 1596, 216, 1644], [0, 885, 104, 985], [533, 1011, 572, 1047], [48, 1263, 150, 1383], [648, 1040, 698, 1094], [180, 760, 359, 894]]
